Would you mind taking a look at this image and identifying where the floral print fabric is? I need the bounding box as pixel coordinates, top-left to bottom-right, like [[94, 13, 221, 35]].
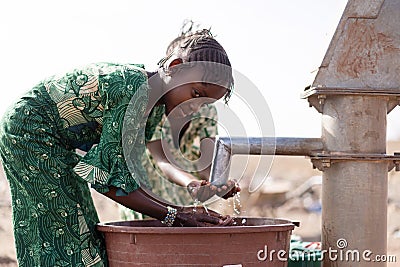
[[0, 63, 163, 266]]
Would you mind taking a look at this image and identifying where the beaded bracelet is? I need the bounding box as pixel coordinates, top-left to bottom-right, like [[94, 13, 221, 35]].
[[161, 206, 178, 227]]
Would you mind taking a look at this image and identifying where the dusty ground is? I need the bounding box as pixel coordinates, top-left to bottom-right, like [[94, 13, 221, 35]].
[[1, 145, 400, 266]]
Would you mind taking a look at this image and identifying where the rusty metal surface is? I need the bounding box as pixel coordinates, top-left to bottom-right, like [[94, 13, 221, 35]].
[[312, 0, 400, 90], [302, 87, 400, 113], [308, 1, 400, 264], [302, 1, 398, 266], [309, 153, 400, 171]]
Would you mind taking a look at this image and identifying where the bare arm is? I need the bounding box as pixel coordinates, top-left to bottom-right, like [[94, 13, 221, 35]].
[[103, 186, 168, 221], [102, 186, 229, 226]]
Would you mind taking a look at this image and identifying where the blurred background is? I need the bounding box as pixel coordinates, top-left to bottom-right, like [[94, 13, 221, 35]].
[[1, 0, 399, 265]]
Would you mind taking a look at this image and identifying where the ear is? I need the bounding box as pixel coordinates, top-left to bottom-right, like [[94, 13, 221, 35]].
[[168, 58, 183, 68]]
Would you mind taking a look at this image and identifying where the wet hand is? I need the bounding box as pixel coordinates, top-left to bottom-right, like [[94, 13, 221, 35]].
[[187, 180, 217, 202], [187, 179, 241, 202], [175, 207, 233, 227], [216, 179, 241, 199]]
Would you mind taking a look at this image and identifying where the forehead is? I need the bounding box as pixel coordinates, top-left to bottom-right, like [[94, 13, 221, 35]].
[[171, 62, 231, 88]]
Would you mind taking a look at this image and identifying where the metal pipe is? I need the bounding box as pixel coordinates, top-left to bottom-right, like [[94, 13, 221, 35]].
[[209, 137, 232, 186], [321, 95, 388, 266], [209, 137, 323, 185], [225, 137, 323, 156]]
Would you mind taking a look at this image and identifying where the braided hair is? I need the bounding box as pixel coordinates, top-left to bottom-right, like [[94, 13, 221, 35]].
[[159, 22, 234, 103]]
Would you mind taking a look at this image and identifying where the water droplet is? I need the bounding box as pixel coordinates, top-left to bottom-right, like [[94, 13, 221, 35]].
[[192, 199, 200, 213]]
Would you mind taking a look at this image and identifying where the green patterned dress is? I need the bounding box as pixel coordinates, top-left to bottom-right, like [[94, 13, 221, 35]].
[[0, 63, 164, 267]]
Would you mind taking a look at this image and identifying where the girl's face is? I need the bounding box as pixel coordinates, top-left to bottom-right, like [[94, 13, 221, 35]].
[[163, 67, 228, 118], [164, 82, 227, 118]]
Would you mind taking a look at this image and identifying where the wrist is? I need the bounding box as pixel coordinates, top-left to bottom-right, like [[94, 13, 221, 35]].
[[161, 206, 178, 227]]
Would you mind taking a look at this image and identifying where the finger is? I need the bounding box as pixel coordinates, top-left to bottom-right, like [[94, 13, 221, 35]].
[[226, 179, 238, 187], [222, 188, 238, 199], [207, 210, 223, 218], [196, 213, 222, 225], [220, 216, 233, 226], [221, 189, 237, 199], [200, 180, 209, 186]]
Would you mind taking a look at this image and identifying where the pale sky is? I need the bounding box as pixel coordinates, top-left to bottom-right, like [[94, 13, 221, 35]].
[[2, 0, 400, 140]]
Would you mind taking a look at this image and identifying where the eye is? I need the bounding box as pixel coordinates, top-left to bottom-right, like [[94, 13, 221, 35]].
[[192, 88, 201, 98]]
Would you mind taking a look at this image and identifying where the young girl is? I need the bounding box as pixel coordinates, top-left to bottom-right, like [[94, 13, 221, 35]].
[[120, 23, 229, 220], [0, 29, 239, 266]]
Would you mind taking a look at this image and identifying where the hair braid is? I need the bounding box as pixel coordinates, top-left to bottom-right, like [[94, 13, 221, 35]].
[[159, 21, 234, 103]]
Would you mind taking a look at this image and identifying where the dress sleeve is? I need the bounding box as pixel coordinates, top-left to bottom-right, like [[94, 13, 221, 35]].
[[73, 64, 149, 195]]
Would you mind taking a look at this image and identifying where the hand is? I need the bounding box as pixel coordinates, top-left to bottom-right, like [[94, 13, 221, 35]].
[[216, 179, 241, 199], [187, 180, 217, 202], [187, 179, 241, 202], [174, 206, 233, 227]]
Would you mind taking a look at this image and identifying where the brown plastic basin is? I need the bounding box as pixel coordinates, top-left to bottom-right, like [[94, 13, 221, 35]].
[[97, 217, 295, 266]]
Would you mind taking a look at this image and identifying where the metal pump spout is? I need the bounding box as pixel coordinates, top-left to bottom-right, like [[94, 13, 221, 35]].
[[209, 137, 323, 186]]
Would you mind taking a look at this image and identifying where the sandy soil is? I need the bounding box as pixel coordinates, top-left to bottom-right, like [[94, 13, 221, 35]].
[[1, 146, 400, 266]]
